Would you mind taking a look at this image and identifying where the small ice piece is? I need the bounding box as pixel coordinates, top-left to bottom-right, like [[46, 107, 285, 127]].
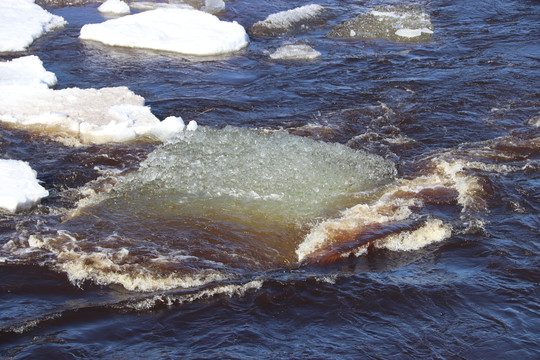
[[0, 159, 49, 213], [150, 116, 186, 141], [203, 0, 225, 14], [250, 4, 325, 36], [0, 0, 67, 52], [129, 1, 194, 11], [98, 0, 131, 15], [80, 8, 249, 56], [186, 120, 198, 131], [0, 56, 57, 88], [269, 44, 321, 60]]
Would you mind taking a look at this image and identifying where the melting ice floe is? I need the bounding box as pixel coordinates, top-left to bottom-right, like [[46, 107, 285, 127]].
[[130, 0, 225, 14], [98, 0, 130, 15], [0, 0, 66, 52], [328, 5, 434, 42], [0, 56, 187, 145], [80, 8, 248, 56], [250, 4, 325, 36], [270, 44, 321, 61], [0, 160, 49, 213]]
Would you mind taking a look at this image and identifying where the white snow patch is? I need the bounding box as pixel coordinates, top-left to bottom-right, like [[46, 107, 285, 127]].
[[0, 160, 49, 213], [0, 0, 67, 52], [0, 56, 57, 88], [98, 0, 131, 15], [270, 44, 321, 60], [80, 8, 248, 56]]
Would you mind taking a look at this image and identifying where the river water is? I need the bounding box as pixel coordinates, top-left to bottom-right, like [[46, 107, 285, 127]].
[[1, 0, 539, 358]]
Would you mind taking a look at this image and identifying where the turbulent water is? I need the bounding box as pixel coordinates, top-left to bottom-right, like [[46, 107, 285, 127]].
[[1, 0, 539, 358]]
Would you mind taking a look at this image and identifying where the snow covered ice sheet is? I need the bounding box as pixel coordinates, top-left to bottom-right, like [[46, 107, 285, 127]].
[[0, 0, 66, 52], [80, 8, 248, 56], [0, 56, 187, 146]]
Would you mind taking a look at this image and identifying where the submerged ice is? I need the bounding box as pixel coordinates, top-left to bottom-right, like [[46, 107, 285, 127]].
[[100, 126, 397, 223], [328, 5, 434, 42]]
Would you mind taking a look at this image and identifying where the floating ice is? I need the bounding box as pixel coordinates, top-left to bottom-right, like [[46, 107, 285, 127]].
[[80, 9, 248, 56], [202, 0, 225, 14], [250, 4, 325, 36], [129, 1, 194, 11], [328, 5, 434, 42], [0, 56, 187, 145], [0, 0, 66, 52], [270, 44, 321, 60], [98, 0, 130, 15], [0, 85, 187, 146], [0, 160, 49, 213], [130, 0, 224, 14], [0, 56, 57, 88]]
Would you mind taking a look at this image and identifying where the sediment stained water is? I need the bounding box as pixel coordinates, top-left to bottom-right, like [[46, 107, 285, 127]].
[[1, 0, 539, 358]]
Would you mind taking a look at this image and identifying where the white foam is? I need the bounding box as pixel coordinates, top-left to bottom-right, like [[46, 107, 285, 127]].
[[127, 280, 264, 309], [0, 160, 49, 213], [98, 0, 131, 15], [0, 0, 66, 52], [375, 218, 451, 251], [80, 8, 249, 56], [26, 231, 227, 292], [0, 56, 57, 88], [251, 4, 325, 35], [270, 44, 321, 60]]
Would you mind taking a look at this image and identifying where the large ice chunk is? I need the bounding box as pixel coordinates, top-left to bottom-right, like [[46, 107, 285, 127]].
[[0, 56, 57, 88], [328, 5, 434, 42], [250, 4, 325, 36], [80, 8, 248, 56], [0, 0, 66, 52], [0, 160, 49, 213]]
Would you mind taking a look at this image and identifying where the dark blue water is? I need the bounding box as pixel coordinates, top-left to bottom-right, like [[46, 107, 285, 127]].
[[1, 0, 539, 358]]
